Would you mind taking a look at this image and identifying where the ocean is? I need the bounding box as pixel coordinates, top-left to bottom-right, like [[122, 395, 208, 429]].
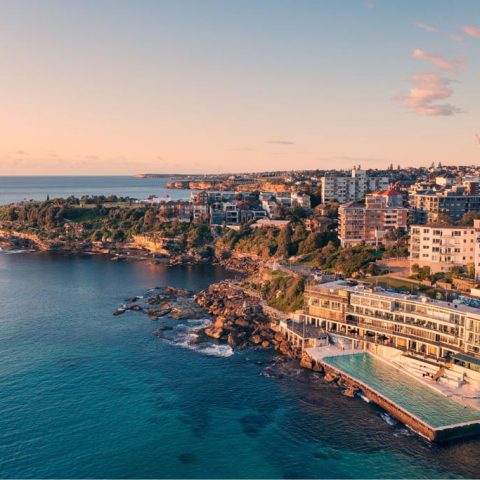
[[1, 252, 480, 478], [0, 176, 190, 205]]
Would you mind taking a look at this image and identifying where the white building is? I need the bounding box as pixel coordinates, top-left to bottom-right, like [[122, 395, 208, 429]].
[[410, 222, 480, 277], [260, 191, 311, 217], [320, 167, 389, 203], [291, 191, 311, 209]]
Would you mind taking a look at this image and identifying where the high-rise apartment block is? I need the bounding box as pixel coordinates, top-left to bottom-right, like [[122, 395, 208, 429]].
[[339, 188, 408, 247], [321, 167, 389, 203], [410, 221, 480, 278]]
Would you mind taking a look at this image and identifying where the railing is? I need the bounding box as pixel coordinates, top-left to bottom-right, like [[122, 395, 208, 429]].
[[347, 320, 460, 351], [283, 320, 327, 339], [348, 307, 460, 330], [306, 306, 345, 322]]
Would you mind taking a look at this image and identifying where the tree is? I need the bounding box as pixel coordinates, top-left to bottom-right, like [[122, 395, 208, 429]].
[[276, 225, 293, 258], [412, 265, 431, 281], [435, 213, 453, 226], [449, 266, 463, 278], [187, 224, 212, 249], [112, 229, 126, 242], [466, 262, 475, 278], [366, 262, 380, 276], [458, 211, 480, 226], [292, 223, 307, 243]]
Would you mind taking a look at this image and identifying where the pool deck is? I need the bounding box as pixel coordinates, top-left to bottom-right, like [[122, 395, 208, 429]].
[[307, 349, 480, 442]]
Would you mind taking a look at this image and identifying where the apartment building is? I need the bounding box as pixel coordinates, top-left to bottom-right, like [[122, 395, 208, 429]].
[[156, 201, 192, 222], [463, 176, 480, 196], [409, 224, 480, 275], [339, 189, 408, 247], [294, 281, 480, 369], [192, 203, 209, 222], [209, 202, 240, 225], [320, 168, 389, 203], [338, 202, 366, 246], [291, 191, 312, 209], [260, 191, 311, 217], [409, 185, 480, 224]]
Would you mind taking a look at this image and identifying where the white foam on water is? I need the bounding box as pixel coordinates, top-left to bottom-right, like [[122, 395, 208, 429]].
[[394, 427, 414, 438], [161, 318, 234, 357], [0, 248, 35, 255], [380, 412, 397, 426], [358, 393, 370, 403], [197, 343, 234, 357]]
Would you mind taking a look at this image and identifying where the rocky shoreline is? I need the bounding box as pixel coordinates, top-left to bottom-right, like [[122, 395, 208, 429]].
[[114, 281, 365, 404], [194, 281, 295, 354], [299, 351, 360, 397], [0, 229, 260, 274], [114, 280, 298, 356], [113, 286, 206, 320]]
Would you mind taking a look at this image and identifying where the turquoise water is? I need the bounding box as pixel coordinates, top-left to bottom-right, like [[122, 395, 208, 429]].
[[0, 176, 190, 205], [1, 253, 480, 478], [323, 353, 480, 428]]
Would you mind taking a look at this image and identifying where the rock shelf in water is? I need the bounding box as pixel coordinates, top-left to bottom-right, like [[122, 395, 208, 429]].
[[114, 281, 298, 356]]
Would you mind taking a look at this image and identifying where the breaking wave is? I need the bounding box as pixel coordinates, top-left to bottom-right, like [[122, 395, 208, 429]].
[[0, 248, 35, 255], [157, 319, 234, 358], [380, 412, 397, 426]]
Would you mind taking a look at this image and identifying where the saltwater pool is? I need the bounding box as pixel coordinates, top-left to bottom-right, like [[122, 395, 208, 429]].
[[322, 353, 480, 429]]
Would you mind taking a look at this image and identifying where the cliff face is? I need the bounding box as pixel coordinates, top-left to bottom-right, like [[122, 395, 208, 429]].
[[166, 181, 190, 189], [131, 235, 170, 254], [0, 229, 48, 250], [165, 179, 295, 192]]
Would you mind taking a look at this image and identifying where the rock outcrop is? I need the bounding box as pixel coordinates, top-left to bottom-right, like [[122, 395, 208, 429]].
[[299, 351, 324, 372], [194, 280, 297, 355], [113, 285, 206, 320]]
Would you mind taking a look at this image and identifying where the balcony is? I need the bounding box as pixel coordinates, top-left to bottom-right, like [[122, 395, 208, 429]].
[[347, 319, 460, 350], [307, 306, 346, 322], [282, 320, 327, 339]]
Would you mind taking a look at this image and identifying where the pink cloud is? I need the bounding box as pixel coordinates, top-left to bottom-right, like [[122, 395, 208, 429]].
[[397, 73, 462, 116], [449, 34, 464, 42], [416, 23, 438, 33], [413, 49, 465, 73], [461, 25, 480, 38]]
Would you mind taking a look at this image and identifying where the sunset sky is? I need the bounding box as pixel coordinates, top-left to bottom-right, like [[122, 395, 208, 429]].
[[0, 0, 479, 175]]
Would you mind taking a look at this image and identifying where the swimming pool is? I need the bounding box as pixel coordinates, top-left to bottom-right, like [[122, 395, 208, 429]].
[[322, 353, 480, 429]]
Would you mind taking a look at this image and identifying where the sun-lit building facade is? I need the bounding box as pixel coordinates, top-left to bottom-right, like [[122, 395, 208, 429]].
[[291, 281, 480, 370]]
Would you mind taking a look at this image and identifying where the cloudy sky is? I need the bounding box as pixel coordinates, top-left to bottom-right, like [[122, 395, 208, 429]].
[[0, 0, 479, 175]]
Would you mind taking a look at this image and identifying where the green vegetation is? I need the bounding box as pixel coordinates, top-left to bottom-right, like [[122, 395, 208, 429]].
[[382, 228, 409, 258], [411, 264, 431, 281], [217, 223, 339, 260], [218, 226, 280, 257], [298, 242, 381, 277], [0, 198, 212, 250], [261, 274, 306, 312], [1, 197, 394, 281]]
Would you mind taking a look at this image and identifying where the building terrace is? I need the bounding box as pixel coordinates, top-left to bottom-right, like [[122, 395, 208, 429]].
[[296, 280, 480, 368]]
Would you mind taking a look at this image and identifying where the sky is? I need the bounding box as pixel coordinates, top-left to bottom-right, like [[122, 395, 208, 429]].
[[0, 0, 479, 175]]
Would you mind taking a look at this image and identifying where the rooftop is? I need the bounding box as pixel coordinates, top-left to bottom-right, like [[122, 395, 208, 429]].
[[371, 189, 402, 196]]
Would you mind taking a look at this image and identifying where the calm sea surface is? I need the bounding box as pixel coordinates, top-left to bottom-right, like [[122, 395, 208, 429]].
[[0, 176, 190, 205], [1, 252, 480, 478]]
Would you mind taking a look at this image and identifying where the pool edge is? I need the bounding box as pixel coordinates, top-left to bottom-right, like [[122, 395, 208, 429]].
[[320, 352, 480, 442]]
